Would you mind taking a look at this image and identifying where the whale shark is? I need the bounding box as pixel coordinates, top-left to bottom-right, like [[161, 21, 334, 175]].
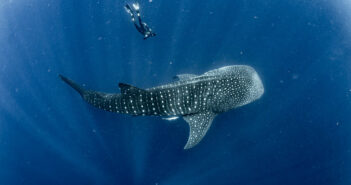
[[59, 65, 264, 149]]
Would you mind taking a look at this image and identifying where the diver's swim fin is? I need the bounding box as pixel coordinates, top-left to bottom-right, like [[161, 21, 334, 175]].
[[124, 4, 132, 14], [132, 3, 140, 11]]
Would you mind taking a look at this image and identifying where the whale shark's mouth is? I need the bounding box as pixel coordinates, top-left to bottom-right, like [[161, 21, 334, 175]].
[[250, 72, 264, 100]]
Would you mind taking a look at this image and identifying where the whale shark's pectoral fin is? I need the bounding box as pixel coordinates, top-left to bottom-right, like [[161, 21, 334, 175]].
[[173, 74, 197, 81], [183, 111, 217, 149], [119, 83, 147, 95]]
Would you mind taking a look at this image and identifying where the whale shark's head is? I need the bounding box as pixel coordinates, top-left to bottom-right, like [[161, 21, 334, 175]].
[[211, 65, 264, 111], [230, 65, 264, 102], [238, 65, 264, 106], [249, 70, 264, 101], [228, 65, 264, 108]]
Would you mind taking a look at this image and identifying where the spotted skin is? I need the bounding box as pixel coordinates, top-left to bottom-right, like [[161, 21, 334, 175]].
[[60, 65, 264, 149]]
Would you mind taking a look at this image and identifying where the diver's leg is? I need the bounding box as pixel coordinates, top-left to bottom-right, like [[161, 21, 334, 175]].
[[137, 15, 143, 27], [132, 9, 143, 33], [131, 3, 143, 25], [135, 10, 142, 26]]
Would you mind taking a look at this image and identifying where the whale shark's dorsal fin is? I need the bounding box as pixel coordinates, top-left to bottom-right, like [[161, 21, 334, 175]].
[[173, 74, 197, 81], [118, 83, 147, 94], [183, 111, 217, 149]]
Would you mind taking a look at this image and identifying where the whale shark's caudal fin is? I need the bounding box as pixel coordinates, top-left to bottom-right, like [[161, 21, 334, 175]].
[[59, 74, 86, 96]]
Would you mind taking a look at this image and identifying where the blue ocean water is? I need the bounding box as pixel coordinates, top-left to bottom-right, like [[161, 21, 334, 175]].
[[1, 0, 351, 184]]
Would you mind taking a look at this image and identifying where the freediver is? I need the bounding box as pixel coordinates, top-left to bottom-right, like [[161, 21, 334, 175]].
[[125, 3, 156, 40]]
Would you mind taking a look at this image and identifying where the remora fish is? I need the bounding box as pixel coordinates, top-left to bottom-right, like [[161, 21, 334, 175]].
[[60, 65, 264, 149]]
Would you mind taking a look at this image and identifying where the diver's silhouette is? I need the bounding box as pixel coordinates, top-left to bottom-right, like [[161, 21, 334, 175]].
[[125, 3, 156, 40]]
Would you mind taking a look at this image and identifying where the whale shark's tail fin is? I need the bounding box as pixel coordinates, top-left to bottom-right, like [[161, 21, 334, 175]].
[[59, 74, 86, 96]]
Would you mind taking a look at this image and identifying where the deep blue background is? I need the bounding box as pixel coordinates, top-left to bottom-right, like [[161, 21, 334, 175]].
[[1, 0, 351, 184]]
